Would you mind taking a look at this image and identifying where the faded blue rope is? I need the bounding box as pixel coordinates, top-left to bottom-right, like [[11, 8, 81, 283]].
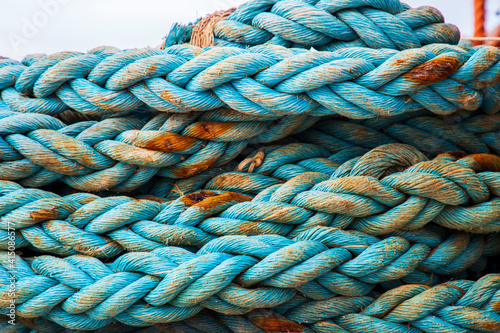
[[0, 110, 316, 191], [1, 247, 499, 330], [1, 44, 499, 119], [0, 106, 499, 193], [1, 144, 500, 260], [296, 111, 500, 157], [0, 1, 498, 331], [165, 0, 460, 51]]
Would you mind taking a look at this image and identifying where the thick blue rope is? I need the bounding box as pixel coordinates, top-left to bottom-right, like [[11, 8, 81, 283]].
[[1, 1, 499, 331], [296, 111, 500, 156], [165, 0, 460, 51], [1, 44, 499, 119], [1, 247, 499, 330], [0, 109, 315, 191], [1, 144, 500, 261], [0, 106, 499, 193]]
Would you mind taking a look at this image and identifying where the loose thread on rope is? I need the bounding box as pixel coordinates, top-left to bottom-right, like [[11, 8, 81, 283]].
[[237, 149, 266, 173]]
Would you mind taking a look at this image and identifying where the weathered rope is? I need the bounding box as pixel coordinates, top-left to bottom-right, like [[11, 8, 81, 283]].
[[1, 44, 500, 119], [213, 275, 500, 333], [164, 0, 460, 51], [1, 1, 499, 332], [1, 246, 499, 330], [0, 108, 363, 197], [1, 103, 500, 193], [296, 111, 500, 156], [2, 144, 500, 261], [189, 9, 236, 48], [0, 109, 316, 191]]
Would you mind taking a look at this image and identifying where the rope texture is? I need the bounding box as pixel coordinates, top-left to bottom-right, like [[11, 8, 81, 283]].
[[296, 110, 500, 156], [1, 242, 500, 330], [164, 0, 460, 51], [1, 43, 500, 120], [1, 144, 500, 261], [0, 107, 315, 192], [1, 104, 499, 193], [1, 0, 499, 332]]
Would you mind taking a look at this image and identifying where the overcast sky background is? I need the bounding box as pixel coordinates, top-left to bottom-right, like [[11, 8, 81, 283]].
[[1, 0, 499, 60]]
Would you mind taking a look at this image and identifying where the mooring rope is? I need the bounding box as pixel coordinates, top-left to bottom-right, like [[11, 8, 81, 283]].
[[1, 144, 500, 262], [1, 0, 500, 331], [0, 106, 499, 193], [164, 0, 460, 50], [296, 111, 500, 156], [1, 247, 499, 330], [1, 44, 499, 119]]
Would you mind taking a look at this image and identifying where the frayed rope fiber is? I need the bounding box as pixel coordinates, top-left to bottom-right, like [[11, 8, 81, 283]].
[[1, 0, 500, 332]]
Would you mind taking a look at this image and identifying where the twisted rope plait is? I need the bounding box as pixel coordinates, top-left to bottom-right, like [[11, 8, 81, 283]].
[[1, 103, 499, 193], [165, 0, 460, 51], [219, 274, 500, 333], [0, 0, 498, 332], [0, 142, 351, 258], [295, 111, 500, 157], [1, 144, 500, 263], [1, 43, 499, 119], [1, 240, 499, 331], [0, 109, 319, 191], [210, 143, 500, 235]]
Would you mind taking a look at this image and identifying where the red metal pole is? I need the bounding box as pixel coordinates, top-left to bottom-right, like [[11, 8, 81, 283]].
[[474, 0, 486, 45]]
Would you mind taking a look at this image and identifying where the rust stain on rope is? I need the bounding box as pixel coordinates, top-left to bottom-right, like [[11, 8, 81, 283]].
[[249, 313, 306, 333], [190, 122, 240, 140], [404, 56, 461, 85], [460, 153, 500, 172]]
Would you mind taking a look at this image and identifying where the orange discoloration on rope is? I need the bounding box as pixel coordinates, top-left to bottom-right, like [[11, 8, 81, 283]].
[[191, 192, 252, 210], [170, 157, 220, 178], [186, 122, 240, 140], [179, 190, 220, 206], [404, 56, 461, 85], [249, 312, 306, 333], [30, 208, 62, 221], [132, 132, 199, 152], [460, 153, 500, 172]]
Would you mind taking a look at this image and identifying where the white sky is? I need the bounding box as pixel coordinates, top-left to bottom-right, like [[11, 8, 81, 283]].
[[1, 0, 499, 60]]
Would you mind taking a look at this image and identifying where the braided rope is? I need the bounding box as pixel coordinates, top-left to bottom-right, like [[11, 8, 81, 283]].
[[2, 105, 498, 193], [1, 144, 500, 261], [296, 111, 500, 156], [1, 43, 499, 120], [164, 0, 460, 51], [0, 109, 318, 191], [1, 243, 499, 330], [1, 1, 499, 332]]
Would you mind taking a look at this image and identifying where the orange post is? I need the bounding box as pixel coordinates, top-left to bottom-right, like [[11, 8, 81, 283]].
[[474, 0, 486, 45]]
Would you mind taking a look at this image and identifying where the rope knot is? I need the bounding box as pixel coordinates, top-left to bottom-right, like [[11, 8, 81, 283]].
[[238, 149, 266, 173]]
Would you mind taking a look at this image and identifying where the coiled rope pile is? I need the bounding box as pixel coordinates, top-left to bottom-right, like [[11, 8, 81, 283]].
[[1, 0, 500, 332]]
